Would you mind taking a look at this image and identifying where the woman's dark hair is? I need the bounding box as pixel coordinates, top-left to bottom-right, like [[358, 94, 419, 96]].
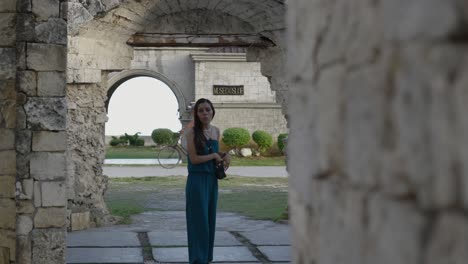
[[193, 98, 215, 154]]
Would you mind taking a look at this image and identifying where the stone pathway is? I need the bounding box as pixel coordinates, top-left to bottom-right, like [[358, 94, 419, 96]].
[[67, 211, 291, 264], [103, 166, 288, 178]]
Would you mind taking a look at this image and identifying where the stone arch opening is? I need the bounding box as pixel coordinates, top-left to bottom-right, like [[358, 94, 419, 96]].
[[105, 70, 190, 125]]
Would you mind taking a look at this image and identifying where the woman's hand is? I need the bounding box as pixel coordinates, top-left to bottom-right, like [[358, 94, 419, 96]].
[[222, 153, 231, 170], [212, 153, 223, 163]]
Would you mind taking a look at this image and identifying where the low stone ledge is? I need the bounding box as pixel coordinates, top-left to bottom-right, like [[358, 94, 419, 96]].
[[71, 211, 90, 231]]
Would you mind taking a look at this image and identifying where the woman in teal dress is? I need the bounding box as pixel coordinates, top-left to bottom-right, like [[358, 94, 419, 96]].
[[185, 98, 230, 264]]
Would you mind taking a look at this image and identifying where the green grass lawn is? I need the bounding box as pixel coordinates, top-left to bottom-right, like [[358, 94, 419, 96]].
[[105, 146, 285, 166], [105, 176, 288, 224]]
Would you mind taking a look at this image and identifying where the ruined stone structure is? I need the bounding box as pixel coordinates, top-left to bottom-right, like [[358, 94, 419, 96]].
[[1, 0, 468, 263], [288, 1, 468, 263], [66, 0, 286, 233]]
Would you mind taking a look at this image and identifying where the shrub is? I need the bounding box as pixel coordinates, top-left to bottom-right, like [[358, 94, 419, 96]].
[[277, 133, 288, 154], [252, 130, 273, 154], [110, 136, 124, 146], [124, 132, 142, 146], [222, 128, 250, 151], [152, 128, 176, 145], [135, 138, 145, 146]]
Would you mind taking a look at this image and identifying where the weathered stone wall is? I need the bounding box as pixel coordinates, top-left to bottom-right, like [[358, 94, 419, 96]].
[[0, 0, 69, 263], [288, 1, 468, 263], [67, 83, 116, 228], [194, 59, 276, 103], [0, 1, 17, 263]]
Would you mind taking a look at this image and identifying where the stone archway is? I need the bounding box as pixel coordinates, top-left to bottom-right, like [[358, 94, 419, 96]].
[[106, 69, 190, 124], [65, 0, 287, 230]]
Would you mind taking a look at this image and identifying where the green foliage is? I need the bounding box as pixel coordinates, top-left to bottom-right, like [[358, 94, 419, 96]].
[[252, 130, 273, 154], [152, 128, 176, 145], [222, 128, 250, 150], [110, 136, 126, 146], [123, 132, 142, 146], [277, 133, 288, 154], [135, 138, 145, 146], [110, 133, 144, 147]]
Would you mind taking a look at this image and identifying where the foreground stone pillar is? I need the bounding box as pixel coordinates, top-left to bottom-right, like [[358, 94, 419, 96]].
[[14, 0, 68, 263], [288, 1, 468, 263], [0, 1, 18, 263]]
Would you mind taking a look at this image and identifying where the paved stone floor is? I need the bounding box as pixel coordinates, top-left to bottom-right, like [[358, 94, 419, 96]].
[[103, 166, 288, 178], [67, 211, 291, 264]]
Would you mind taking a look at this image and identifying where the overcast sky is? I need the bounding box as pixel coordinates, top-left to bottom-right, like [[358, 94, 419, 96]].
[[105, 77, 182, 136]]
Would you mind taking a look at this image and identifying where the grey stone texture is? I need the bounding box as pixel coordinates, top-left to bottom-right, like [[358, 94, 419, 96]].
[[67, 231, 140, 247], [32, 0, 59, 21], [17, 70, 37, 96], [0, 199, 15, 230], [30, 152, 66, 180], [66, 248, 143, 263], [0, 80, 16, 129], [0, 0, 16, 12], [258, 246, 291, 262], [17, 215, 33, 235], [0, 230, 15, 262], [41, 181, 66, 206], [0, 151, 16, 175], [70, 211, 90, 231], [35, 18, 67, 44], [0, 14, 16, 46], [31, 229, 65, 264], [0, 177, 15, 199], [16, 235, 31, 264], [0, 48, 16, 80], [26, 43, 66, 71], [148, 230, 242, 246], [37, 71, 66, 96], [0, 128, 14, 150], [15, 129, 31, 155], [153, 246, 258, 263], [287, 0, 468, 263], [18, 178, 33, 200], [16, 0, 32, 13], [24, 97, 66, 130], [32, 131, 66, 151], [16, 14, 35, 42], [34, 207, 66, 228]]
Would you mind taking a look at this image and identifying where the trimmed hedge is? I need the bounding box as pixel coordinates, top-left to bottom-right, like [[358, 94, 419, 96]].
[[152, 128, 176, 145], [252, 130, 273, 153], [277, 133, 288, 154], [222, 128, 250, 150]]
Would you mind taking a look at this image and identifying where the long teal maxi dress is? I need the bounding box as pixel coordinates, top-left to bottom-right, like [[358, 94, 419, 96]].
[[186, 139, 219, 264]]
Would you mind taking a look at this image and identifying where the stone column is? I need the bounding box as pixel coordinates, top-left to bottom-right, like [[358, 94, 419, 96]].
[[15, 0, 68, 263], [288, 1, 468, 263], [0, 1, 18, 263]]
